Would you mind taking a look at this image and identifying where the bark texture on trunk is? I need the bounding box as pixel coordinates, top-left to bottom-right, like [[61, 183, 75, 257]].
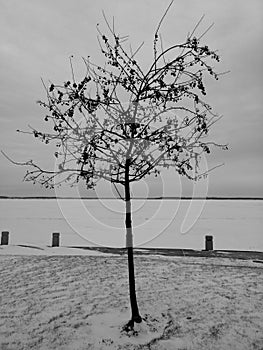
[[125, 158, 142, 326]]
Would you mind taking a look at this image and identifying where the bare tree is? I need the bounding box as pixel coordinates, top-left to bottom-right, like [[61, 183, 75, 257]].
[[3, 2, 227, 331]]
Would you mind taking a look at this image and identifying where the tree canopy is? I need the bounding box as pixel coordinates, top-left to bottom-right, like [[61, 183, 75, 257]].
[[4, 10, 228, 194]]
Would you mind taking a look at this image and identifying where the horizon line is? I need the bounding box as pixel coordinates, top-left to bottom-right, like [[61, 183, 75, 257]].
[[1, 195, 263, 200]]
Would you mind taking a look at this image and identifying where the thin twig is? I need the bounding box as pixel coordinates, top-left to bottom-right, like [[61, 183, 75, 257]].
[[102, 10, 114, 35], [189, 14, 205, 39], [198, 22, 214, 41], [113, 182, 125, 200], [153, 0, 174, 72], [69, 56, 76, 83], [155, 0, 174, 36]]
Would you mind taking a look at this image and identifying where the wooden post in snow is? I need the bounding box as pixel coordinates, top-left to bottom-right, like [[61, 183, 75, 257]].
[[52, 232, 60, 247], [1, 231, 9, 245], [205, 235, 213, 251]]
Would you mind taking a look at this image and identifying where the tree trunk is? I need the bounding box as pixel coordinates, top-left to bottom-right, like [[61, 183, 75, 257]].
[[124, 158, 142, 329]]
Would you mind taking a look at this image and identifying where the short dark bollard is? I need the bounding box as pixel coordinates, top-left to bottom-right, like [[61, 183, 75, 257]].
[[1, 231, 9, 245], [52, 232, 60, 247], [205, 235, 213, 251]]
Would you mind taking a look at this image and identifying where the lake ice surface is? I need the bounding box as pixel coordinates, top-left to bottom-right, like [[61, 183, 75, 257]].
[[0, 199, 262, 251]]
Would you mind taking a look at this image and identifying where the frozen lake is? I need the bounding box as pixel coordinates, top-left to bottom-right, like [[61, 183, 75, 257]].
[[0, 199, 262, 251]]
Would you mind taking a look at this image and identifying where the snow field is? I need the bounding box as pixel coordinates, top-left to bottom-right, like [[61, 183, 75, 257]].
[[0, 254, 262, 349], [1, 199, 263, 250]]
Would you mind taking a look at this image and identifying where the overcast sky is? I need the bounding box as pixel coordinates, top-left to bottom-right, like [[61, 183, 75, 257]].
[[0, 0, 262, 198]]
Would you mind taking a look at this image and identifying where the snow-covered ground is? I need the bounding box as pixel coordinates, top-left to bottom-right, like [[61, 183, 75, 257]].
[[0, 199, 263, 251], [1, 199, 262, 348], [0, 253, 262, 349]]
